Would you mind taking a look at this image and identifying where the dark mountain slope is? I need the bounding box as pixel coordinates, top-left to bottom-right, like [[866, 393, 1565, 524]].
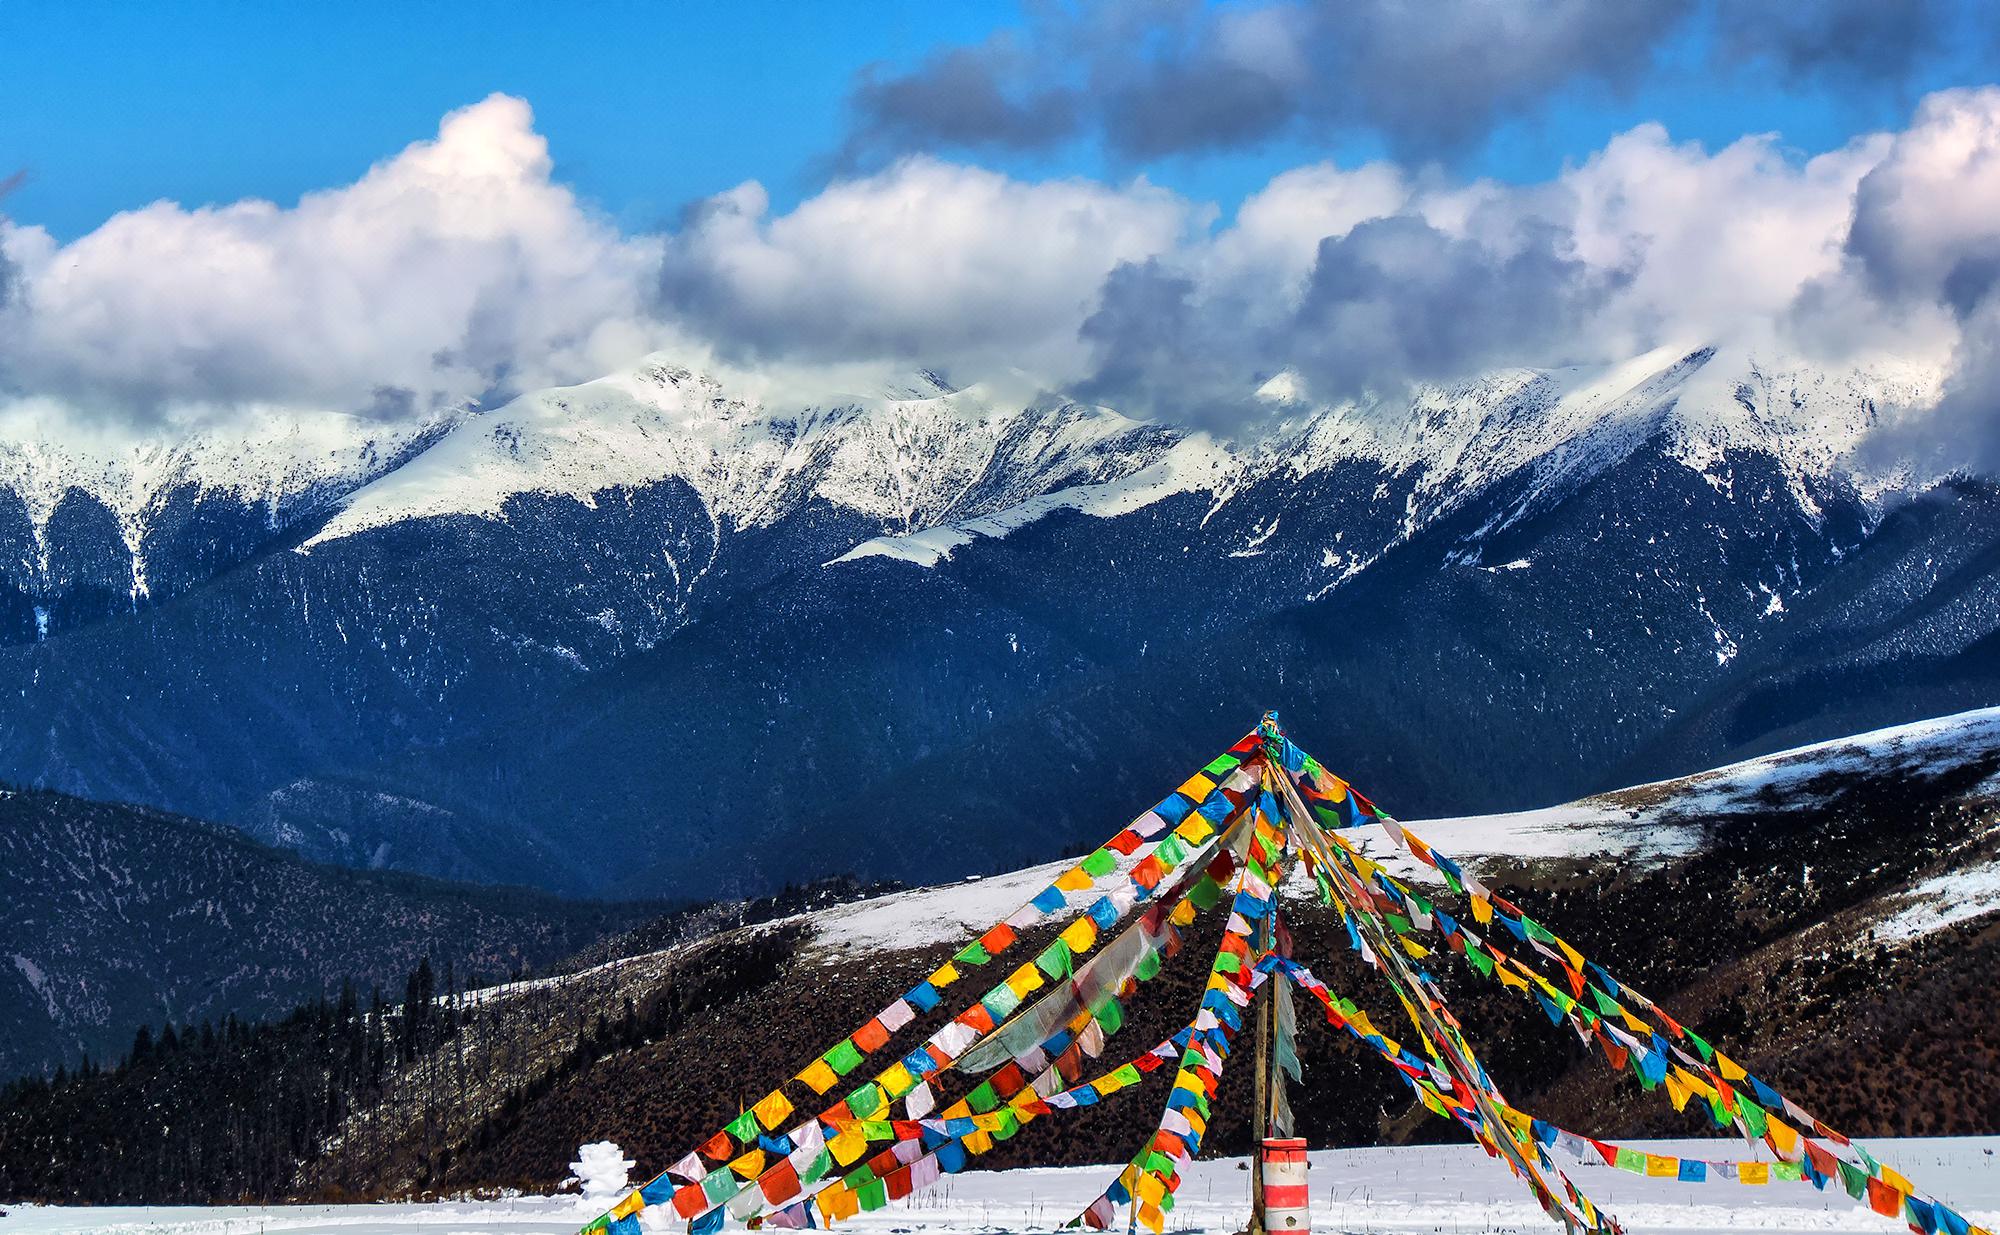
[[0, 785, 654, 1079]]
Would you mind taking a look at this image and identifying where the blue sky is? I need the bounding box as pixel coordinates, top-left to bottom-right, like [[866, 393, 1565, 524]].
[[5, 1, 1997, 241]]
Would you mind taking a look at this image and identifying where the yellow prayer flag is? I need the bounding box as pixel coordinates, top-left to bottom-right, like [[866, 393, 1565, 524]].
[[1175, 817, 1216, 845], [797, 1059, 840, 1095], [728, 1148, 767, 1179], [1765, 1117, 1799, 1158], [876, 1062, 916, 1100], [1006, 964, 1044, 998], [1497, 963, 1529, 991], [1136, 1173, 1168, 1206], [1882, 1166, 1916, 1195], [1139, 1201, 1166, 1233], [611, 1191, 646, 1220], [828, 1129, 868, 1166], [1555, 938, 1584, 969], [1055, 867, 1094, 892], [1060, 918, 1099, 953], [1619, 1007, 1653, 1035], [753, 1088, 795, 1130], [963, 1129, 994, 1156], [1717, 1052, 1747, 1082], [1471, 895, 1494, 925], [928, 962, 961, 988], [1739, 1162, 1769, 1185], [1665, 1072, 1691, 1112], [1176, 773, 1218, 800], [1169, 899, 1197, 927], [1399, 936, 1431, 959], [1646, 1154, 1677, 1177], [817, 1183, 856, 1225]]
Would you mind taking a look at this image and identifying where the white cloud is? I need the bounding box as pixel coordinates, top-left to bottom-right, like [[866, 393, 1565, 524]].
[[656, 158, 1195, 379], [0, 94, 665, 423]]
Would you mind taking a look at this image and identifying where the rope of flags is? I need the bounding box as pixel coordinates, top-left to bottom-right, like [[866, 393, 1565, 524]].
[[579, 716, 1989, 1235]]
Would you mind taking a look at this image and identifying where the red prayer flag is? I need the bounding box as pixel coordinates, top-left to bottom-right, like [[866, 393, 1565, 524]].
[[760, 1160, 802, 1206], [852, 1019, 891, 1052], [1867, 1177, 1904, 1217]]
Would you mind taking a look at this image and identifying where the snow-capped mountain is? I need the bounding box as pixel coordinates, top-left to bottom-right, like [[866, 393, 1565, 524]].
[[0, 343, 1991, 897]]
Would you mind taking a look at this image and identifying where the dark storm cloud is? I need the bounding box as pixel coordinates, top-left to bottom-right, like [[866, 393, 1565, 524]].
[[843, 42, 1081, 162], [1076, 214, 1625, 424], [841, 0, 1963, 165], [1711, 0, 1953, 84]]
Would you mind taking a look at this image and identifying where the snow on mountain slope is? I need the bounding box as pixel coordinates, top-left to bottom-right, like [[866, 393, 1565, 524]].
[[833, 433, 1237, 567], [1394, 705, 2000, 867], [0, 342, 1939, 599], [831, 343, 1938, 572], [298, 358, 1176, 551], [0, 401, 447, 600]]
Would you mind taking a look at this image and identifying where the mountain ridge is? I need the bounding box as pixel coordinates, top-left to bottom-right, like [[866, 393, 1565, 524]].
[[0, 342, 1989, 898]]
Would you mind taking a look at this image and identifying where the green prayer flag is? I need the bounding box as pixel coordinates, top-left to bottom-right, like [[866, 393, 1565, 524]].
[[1839, 1160, 1868, 1200], [1095, 996, 1125, 1035], [1738, 1097, 1769, 1138], [1213, 951, 1243, 974], [967, 1080, 999, 1114], [1591, 987, 1622, 1016], [1081, 848, 1118, 877], [1523, 917, 1558, 944], [991, 1110, 1021, 1140], [1386, 912, 1412, 935], [954, 941, 992, 966], [843, 1163, 877, 1190], [725, 1109, 760, 1142], [1145, 1151, 1174, 1175], [1155, 834, 1189, 866], [1037, 940, 1073, 980], [1111, 1063, 1143, 1087], [1685, 1031, 1715, 1063], [1465, 944, 1494, 977], [703, 1172, 739, 1203], [802, 1148, 834, 1185], [825, 1039, 865, 1075], [857, 1179, 888, 1212], [847, 1083, 883, 1119], [1774, 1161, 1803, 1182], [982, 985, 1022, 1021], [1615, 1149, 1645, 1174], [1135, 948, 1162, 982], [1190, 875, 1222, 911], [1202, 753, 1242, 776]]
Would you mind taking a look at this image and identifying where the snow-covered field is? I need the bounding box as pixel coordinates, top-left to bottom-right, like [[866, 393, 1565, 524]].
[[10, 1138, 1998, 1235]]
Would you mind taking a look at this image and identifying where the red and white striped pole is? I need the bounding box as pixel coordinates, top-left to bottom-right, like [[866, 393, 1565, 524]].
[[1259, 1138, 1310, 1233]]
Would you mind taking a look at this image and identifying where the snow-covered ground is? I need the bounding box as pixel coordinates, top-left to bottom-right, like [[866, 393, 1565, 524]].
[[10, 1138, 1997, 1235]]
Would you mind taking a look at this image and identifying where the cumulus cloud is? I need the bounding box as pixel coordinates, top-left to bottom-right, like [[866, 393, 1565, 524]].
[[837, 0, 1975, 167], [0, 95, 664, 423], [655, 158, 1194, 379], [1068, 121, 1897, 420], [1802, 88, 2000, 470]]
